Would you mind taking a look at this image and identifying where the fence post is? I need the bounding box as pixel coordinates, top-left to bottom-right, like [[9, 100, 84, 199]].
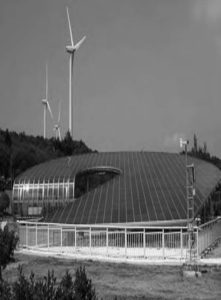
[[47, 223, 49, 250], [75, 226, 77, 251], [196, 228, 199, 259], [106, 227, 109, 256], [125, 228, 127, 258], [162, 229, 165, 259], [26, 223, 28, 247], [143, 228, 146, 258], [61, 227, 63, 248], [36, 223, 37, 247], [180, 228, 183, 259], [89, 227, 92, 256]]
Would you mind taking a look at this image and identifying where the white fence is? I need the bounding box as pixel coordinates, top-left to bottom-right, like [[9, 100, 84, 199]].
[[17, 217, 221, 261], [17, 221, 195, 260]]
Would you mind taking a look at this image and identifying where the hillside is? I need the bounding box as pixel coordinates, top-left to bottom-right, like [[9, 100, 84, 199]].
[[0, 128, 94, 189]]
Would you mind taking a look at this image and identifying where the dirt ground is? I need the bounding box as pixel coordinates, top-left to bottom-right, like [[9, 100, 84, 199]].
[[3, 252, 221, 300]]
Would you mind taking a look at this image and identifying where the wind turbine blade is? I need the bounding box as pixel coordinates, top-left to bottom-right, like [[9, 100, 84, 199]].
[[58, 128, 61, 141], [47, 101, 53, 119], [75, 36, 86, 50], [46, 63, 48, 100], [66, 6, 74, 46], [58, 101, 61, 123]]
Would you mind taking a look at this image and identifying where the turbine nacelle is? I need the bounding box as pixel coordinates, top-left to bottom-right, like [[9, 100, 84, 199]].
[[66, 36, 86, 53], [42, 99, 47, 105], [66, 45, 75, 53], [54, 124, 60, 130], [179, 138, 189, 149]]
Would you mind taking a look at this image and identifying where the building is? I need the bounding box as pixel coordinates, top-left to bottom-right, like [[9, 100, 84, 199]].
[[12, 151, 221, 226]]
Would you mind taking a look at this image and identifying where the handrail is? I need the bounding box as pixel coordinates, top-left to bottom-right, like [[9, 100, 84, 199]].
[[17, 220, 190, 230], [199, 216, 221, 230]]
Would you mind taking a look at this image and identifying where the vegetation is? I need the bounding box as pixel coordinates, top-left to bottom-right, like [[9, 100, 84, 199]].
[[0, 226, 97, 299], [0, 226, 18, 281], [0, 192, 10, 214], [0, 128, 95, 190], [0, 265, 97, 300], [183, 133, 221, 170]]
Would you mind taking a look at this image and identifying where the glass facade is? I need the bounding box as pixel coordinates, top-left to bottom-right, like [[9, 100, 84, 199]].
[[12, 178, 75, 216]]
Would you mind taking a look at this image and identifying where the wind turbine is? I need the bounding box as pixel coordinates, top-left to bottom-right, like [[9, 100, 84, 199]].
[[54, 100, 62, 141], [42, 63, 53, 139], [66, 6, 86, 138]]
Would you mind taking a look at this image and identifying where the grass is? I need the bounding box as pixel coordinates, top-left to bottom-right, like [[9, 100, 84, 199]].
[[3, 252, 221, 299]]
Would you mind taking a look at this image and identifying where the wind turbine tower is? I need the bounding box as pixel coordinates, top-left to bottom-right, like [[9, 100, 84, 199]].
[[42, 63, 53, 139], [54, 101, 62, 141], [66, 6, 86, 138]]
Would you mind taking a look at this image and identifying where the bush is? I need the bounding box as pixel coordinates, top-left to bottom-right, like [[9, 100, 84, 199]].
[[0, 225, 18, 281], [0, 279, 12, 300], [74, 266, 97, 300], [0, 265, 98, 300]]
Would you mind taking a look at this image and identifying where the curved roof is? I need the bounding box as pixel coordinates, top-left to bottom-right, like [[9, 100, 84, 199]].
[[15, 152, 221, 225]]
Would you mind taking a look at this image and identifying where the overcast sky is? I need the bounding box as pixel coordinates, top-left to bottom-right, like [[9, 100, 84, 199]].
[[1, 0, 221, 157]]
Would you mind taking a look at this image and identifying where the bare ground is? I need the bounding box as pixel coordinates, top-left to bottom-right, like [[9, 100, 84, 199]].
[[3, 252, 221, 300]]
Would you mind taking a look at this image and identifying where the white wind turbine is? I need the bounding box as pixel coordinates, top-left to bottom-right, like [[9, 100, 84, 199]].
[[54, 100, 62, 141], [66, 6, 86, 138], [42, 63, 53, 139]]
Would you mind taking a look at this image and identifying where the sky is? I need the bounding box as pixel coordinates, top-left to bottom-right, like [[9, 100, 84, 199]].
[[1, 0, 221, 157]]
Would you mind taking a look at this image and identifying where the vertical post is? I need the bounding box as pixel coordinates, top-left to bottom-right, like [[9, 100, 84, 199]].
[[61, 227, 63, 248], [162, 229, 165, 259], [106, 227, 109, 256], [196, 228, 199, 259], [180, 228, 183, 259], [47, 223, 49, 250], [180, 138, 195, 262], [143, 228, 146, 258], [26, 223, 28, 247], [89, 227, 92, 256], [75, 226, 77, 251], [125, 228, 127, 258], [36, 223, 38, 247]]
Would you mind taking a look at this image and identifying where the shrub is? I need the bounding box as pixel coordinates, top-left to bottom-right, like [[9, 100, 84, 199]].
[[1, 265, 98, 300], [0, 278, 12, 300], [0, 225, 18, 281], [74, 266, 97, 300]]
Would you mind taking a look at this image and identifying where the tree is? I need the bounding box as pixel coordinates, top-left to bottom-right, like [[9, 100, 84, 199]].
[[62, 131, 74, 156], [0, 226, 18, 281], [0, 192, 10, 213], [193, 133, 198, 154], [203, 142, 207, 154], [0, 128, 94, 180], [4, 129, 12, 149]]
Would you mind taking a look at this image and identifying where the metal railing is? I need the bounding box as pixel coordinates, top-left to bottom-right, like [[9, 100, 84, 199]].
[[16, 217, 221, 261], [198, 216, 221, 255], [17, 221, 193, 260]]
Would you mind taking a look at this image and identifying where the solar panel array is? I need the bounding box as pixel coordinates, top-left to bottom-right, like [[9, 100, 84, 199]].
[[15, 152, 221, 224]]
